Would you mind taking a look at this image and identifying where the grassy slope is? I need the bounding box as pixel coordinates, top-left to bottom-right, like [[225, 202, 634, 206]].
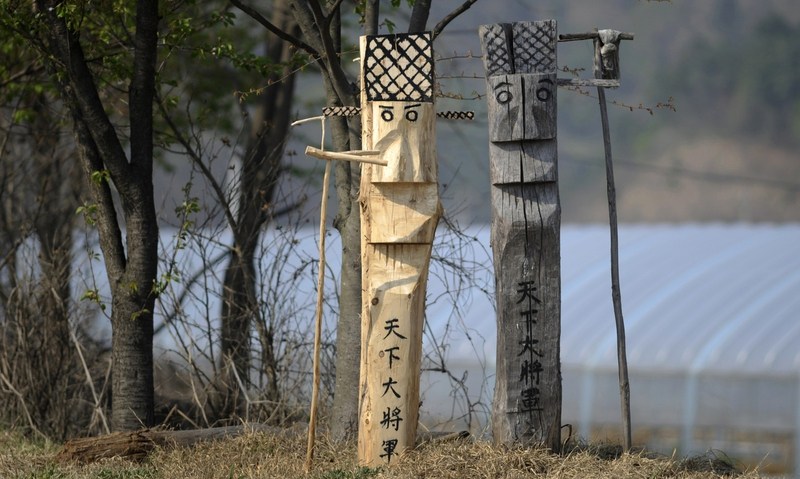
[[1, 429, 762, 479]]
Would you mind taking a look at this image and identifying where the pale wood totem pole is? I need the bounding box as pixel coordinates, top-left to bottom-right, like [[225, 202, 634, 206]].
[[357, 32, 441, 465], [479, 20, 562, 450]]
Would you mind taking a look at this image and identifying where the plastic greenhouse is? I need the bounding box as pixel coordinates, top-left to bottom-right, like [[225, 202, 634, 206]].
[[80, 223, 799, 475], [420, 223, 800, 476]]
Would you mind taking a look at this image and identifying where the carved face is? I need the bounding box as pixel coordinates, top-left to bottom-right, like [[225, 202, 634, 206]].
[[370, 101, 436, 183], [362, 32, 436, 183], [487, 72, 556, 142]]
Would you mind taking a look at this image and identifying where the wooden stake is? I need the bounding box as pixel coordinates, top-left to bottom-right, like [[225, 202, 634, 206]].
[[597, 86, 631, 453], [304, 157, 330, 474], [299, 118, 388, 473], [300, 114, 331, 473], [593, 30, 632, 453], [304, 146, 385, 166]]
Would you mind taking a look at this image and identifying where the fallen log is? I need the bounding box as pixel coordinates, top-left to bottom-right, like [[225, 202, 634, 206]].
[[56, 424, 290, 464], [56, 424, 469, 464], [417, 430, 470, 445]]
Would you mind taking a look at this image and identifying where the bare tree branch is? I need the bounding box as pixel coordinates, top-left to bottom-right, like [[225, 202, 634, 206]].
[[289, 0, 355, 107], [0, 63, 44, 89], [433, 0, 478, 39], [229, 0, 318, 56], [304, 0, 356, 105], [155, 93, 239, 233]]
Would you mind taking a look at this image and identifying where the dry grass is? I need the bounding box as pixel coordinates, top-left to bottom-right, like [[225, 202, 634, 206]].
[[0, 428, 763, 479]]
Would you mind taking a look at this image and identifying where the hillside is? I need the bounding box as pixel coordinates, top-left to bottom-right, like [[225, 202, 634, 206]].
[[395, 0, 800, 224], [150, 1, 800, 226]]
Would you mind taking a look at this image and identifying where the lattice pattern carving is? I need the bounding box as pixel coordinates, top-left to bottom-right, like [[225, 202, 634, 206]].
[[513, 21, 556, 74], [481, 24, 513, 77], [322, 106, 361, 117], [480, 21, 557, 76], [364, 33, 434, 102], [436, 110, 475, 120]]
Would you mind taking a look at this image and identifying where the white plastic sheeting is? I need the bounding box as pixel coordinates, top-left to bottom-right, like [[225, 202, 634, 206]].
[[424, 223, 800, 474], [73, 223, 800, 473], [425, 223, 800, 376]]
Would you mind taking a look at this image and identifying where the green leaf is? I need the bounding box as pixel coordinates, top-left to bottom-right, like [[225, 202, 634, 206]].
[[90, 169, 110, 185], [76, 202, 99, 225], [11, 108, 35, 124], [80, 289, 100, 302]]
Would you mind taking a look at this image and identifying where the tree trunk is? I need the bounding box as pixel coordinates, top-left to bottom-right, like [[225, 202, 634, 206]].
[[328, 4, 368, 441], [329, 145, 362, 439], [34, 0, 161, 432], [110, 289, 156, 431], [218, 0, 297, 419], [219, 244, 258, 411]]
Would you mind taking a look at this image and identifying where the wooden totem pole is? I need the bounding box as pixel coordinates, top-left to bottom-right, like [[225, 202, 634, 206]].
[[479, 20, 562, 450], [357, 32, 441, 466]]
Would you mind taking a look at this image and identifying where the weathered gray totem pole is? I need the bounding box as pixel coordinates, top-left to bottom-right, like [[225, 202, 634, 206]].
[[479, 20, 562, 450]]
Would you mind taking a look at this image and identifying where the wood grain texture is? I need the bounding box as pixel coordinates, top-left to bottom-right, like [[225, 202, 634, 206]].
[[481, 20, 562, 451], [370, 103, 437, 183], [366, 183, 440, 243], [486, 74, 557, 142], [56, 425, 292, 463], [357, 33, 441, 466], [489, 140, 557, 185], [359, 243, 432, 463], [489, 183, 561, 448]]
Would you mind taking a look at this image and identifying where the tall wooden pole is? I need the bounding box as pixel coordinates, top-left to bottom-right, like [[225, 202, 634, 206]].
[[357, 32, 441, 466], [559, 28, 634, 450], [597, 86, 631, 452], [479, 20, 562, 451], [594, 29, 632, 453], [305, 157, 331, 473], [298, 116, 386, 473]]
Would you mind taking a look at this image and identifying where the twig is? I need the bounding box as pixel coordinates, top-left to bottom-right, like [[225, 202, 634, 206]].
[[559, 31, 634, 42], [70, 329, 110, 434], [0, 365, 47, 440], [228, 356, 253, 420]]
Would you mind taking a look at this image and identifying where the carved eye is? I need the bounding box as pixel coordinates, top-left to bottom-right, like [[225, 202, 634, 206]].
[[536, 78, 554, 102], [493, 81, 513, 105], [496, 89, 512, 104], [404, 104, 421, 122], [381, 109, 394, 122]]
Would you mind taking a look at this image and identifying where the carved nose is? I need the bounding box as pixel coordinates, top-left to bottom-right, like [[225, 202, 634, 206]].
[[385, 137, 411, 163], [376, 130, 412, 167]]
